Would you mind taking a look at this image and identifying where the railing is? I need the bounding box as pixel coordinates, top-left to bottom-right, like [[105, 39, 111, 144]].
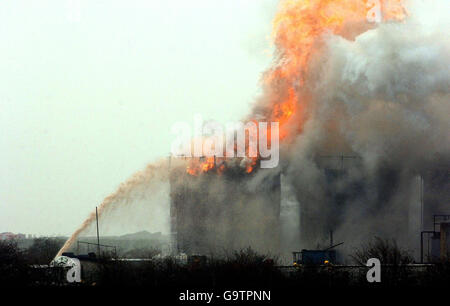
[[76, 240, 117, 257]]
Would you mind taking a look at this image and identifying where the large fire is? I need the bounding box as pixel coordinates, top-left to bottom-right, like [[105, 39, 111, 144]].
[[265, 0, 406, 138], [186, 0, 407, 176]]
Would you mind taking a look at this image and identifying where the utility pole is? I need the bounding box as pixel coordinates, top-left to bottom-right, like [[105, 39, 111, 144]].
[[420, 176, 424, 232], [96, 207, 100, 257]]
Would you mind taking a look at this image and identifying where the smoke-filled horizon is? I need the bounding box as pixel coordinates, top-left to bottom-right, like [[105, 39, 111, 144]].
[[57, 0, 449, 261]]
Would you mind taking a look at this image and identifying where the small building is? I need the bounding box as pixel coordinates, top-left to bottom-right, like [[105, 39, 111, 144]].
[[293, 249, 337, 265]]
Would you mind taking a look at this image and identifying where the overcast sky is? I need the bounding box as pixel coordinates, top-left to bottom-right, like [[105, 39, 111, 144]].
[[0, 0, 277, 236]]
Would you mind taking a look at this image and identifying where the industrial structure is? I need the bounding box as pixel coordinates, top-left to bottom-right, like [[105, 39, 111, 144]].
[[167, 154, 449, 265], [298, 155, 362, 251], [169, 158, 281, 255], [421, 215, 450, 263]]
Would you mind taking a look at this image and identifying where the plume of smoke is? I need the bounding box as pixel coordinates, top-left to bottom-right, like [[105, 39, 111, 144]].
[[58, 0, 449, 261], [280, 0, 449, 257]]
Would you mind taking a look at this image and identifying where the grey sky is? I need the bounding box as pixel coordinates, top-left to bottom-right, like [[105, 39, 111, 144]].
[[0, 0, 277, 236]]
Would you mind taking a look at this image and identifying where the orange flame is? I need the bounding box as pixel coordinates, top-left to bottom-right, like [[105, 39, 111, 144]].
[[201, 157, 215, 172], [246, 157, 258, 174], [186, 0, 407, 176], [262, 0, 407, 141], [187, 157, 216, 176]]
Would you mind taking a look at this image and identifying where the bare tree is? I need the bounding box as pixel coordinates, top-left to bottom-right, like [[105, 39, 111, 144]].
[[352, 237, 413, 265]]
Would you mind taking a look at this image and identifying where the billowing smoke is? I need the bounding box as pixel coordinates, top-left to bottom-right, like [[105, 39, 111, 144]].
[[278, 0, 449, 258], [58, 0, 449, 261]]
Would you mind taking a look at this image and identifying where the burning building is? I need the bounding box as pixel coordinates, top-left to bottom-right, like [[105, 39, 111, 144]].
[[169, 158, 281, 255], [58, 0, 449, 265]]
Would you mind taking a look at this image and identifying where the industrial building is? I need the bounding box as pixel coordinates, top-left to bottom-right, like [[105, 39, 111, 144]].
[[168, 155, 449, 264], [169, 159, 281, 256]]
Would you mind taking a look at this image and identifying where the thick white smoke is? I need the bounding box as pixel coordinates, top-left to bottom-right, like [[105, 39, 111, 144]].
[[281, 0, 449, 260]]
